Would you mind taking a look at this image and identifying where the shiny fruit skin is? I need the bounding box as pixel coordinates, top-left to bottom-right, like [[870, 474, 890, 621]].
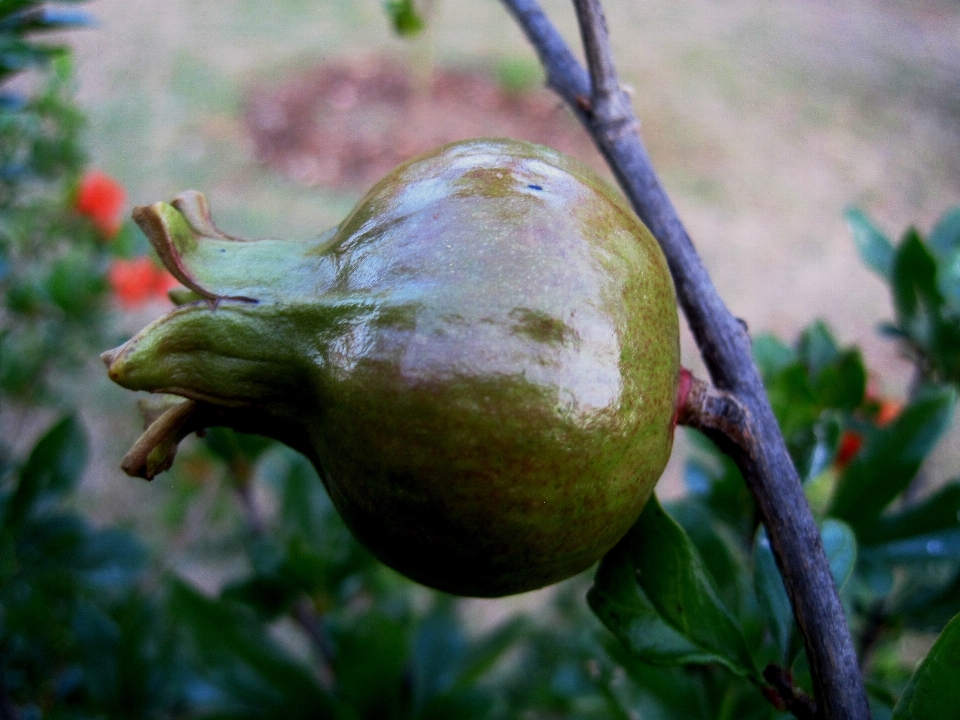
[[104, 139, 680, 597]]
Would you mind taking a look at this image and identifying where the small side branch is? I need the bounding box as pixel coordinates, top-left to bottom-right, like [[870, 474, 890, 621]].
[[570, 0, 635, 137], [675, 369, 751, 450]]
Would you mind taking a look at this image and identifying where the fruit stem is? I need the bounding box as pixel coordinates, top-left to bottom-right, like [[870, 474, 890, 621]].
[[674, 368, 750, 451]]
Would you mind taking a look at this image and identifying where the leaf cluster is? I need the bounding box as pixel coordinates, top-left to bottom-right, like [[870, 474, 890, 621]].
[[847, 206, 960, 386]]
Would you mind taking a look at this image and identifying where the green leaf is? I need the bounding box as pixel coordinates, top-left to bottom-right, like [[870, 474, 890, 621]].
[[6, 414, 86, 524], [277, 452, 332, 541], [892, 229, 942, 345], [813, 349, 866, 411], [891, 611, 960, 720], [821, 519, 857, 588], [588, 496, 760, 680], [683, 434, 755, 537], [797, 320, 840, 380], [829, 386, 956, 529], [929, 207, 960, 258], [752, 520, 854, 663], [669, 500, 748, 617], [846, 207, 895, 278], [382, 0, 425, 36], [765, 363, 818, 439], [752, 333, 795, 381], [753, 528, 793, 662]]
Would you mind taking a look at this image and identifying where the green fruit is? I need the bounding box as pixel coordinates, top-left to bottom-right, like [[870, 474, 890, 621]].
[[103, 139, 680, 597]]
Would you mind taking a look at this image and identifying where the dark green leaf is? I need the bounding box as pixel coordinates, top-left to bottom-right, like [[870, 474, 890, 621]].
[[753, 528, 792, 662], [765, 363, 818, 439], [683, 432, 754, 536], [860, 482, 960, 545], [813, 349, 866, 411], [846, 207, 894, 278], [273, 451, 333, 543], [0, 7, 94, 34], [752, 520, 854, 664], [896, 571, 960, 632], [797, 320, 840, 380], [892, 229, 942, 345], [891, 611, 960, 720], [829, 386, 956, 529], [588, 496, 760, 680], [937, 254, 960, 316], [6, 414, 86, 524], [220, 575, 296, 620], [45, 247, 106, 318], [669, 499, 748, 617]]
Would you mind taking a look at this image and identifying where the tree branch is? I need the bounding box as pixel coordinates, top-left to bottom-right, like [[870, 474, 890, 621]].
[[499, 1, 870, 717]]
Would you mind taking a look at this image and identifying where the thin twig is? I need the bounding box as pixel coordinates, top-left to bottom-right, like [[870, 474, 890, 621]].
[[499, 1, 870, 717], [570, 0, 635, 137]]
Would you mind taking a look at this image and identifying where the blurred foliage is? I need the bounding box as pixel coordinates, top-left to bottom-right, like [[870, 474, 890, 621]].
[[846, 206, 960, 387], [2, 5, 960, 719], [0, 0, 112, 403], [382, 0, 426, 37]]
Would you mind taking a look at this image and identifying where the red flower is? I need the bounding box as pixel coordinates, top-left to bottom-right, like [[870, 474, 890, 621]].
[[835, 430, 864, 470], [108, 258, 179, 309], [76, 170, 126, 238]]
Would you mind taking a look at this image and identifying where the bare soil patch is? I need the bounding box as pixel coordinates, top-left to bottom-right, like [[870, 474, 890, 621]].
[[244, 55, 607, 191]]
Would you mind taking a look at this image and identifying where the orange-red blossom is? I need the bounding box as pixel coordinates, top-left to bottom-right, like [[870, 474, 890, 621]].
[[835, 398, 904, 470], [75, 170, 127, 239], [108, 257, 179, 309]]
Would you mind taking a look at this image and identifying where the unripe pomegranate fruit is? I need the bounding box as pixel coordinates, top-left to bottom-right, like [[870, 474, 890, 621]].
[[103, 139, 680, 597]]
